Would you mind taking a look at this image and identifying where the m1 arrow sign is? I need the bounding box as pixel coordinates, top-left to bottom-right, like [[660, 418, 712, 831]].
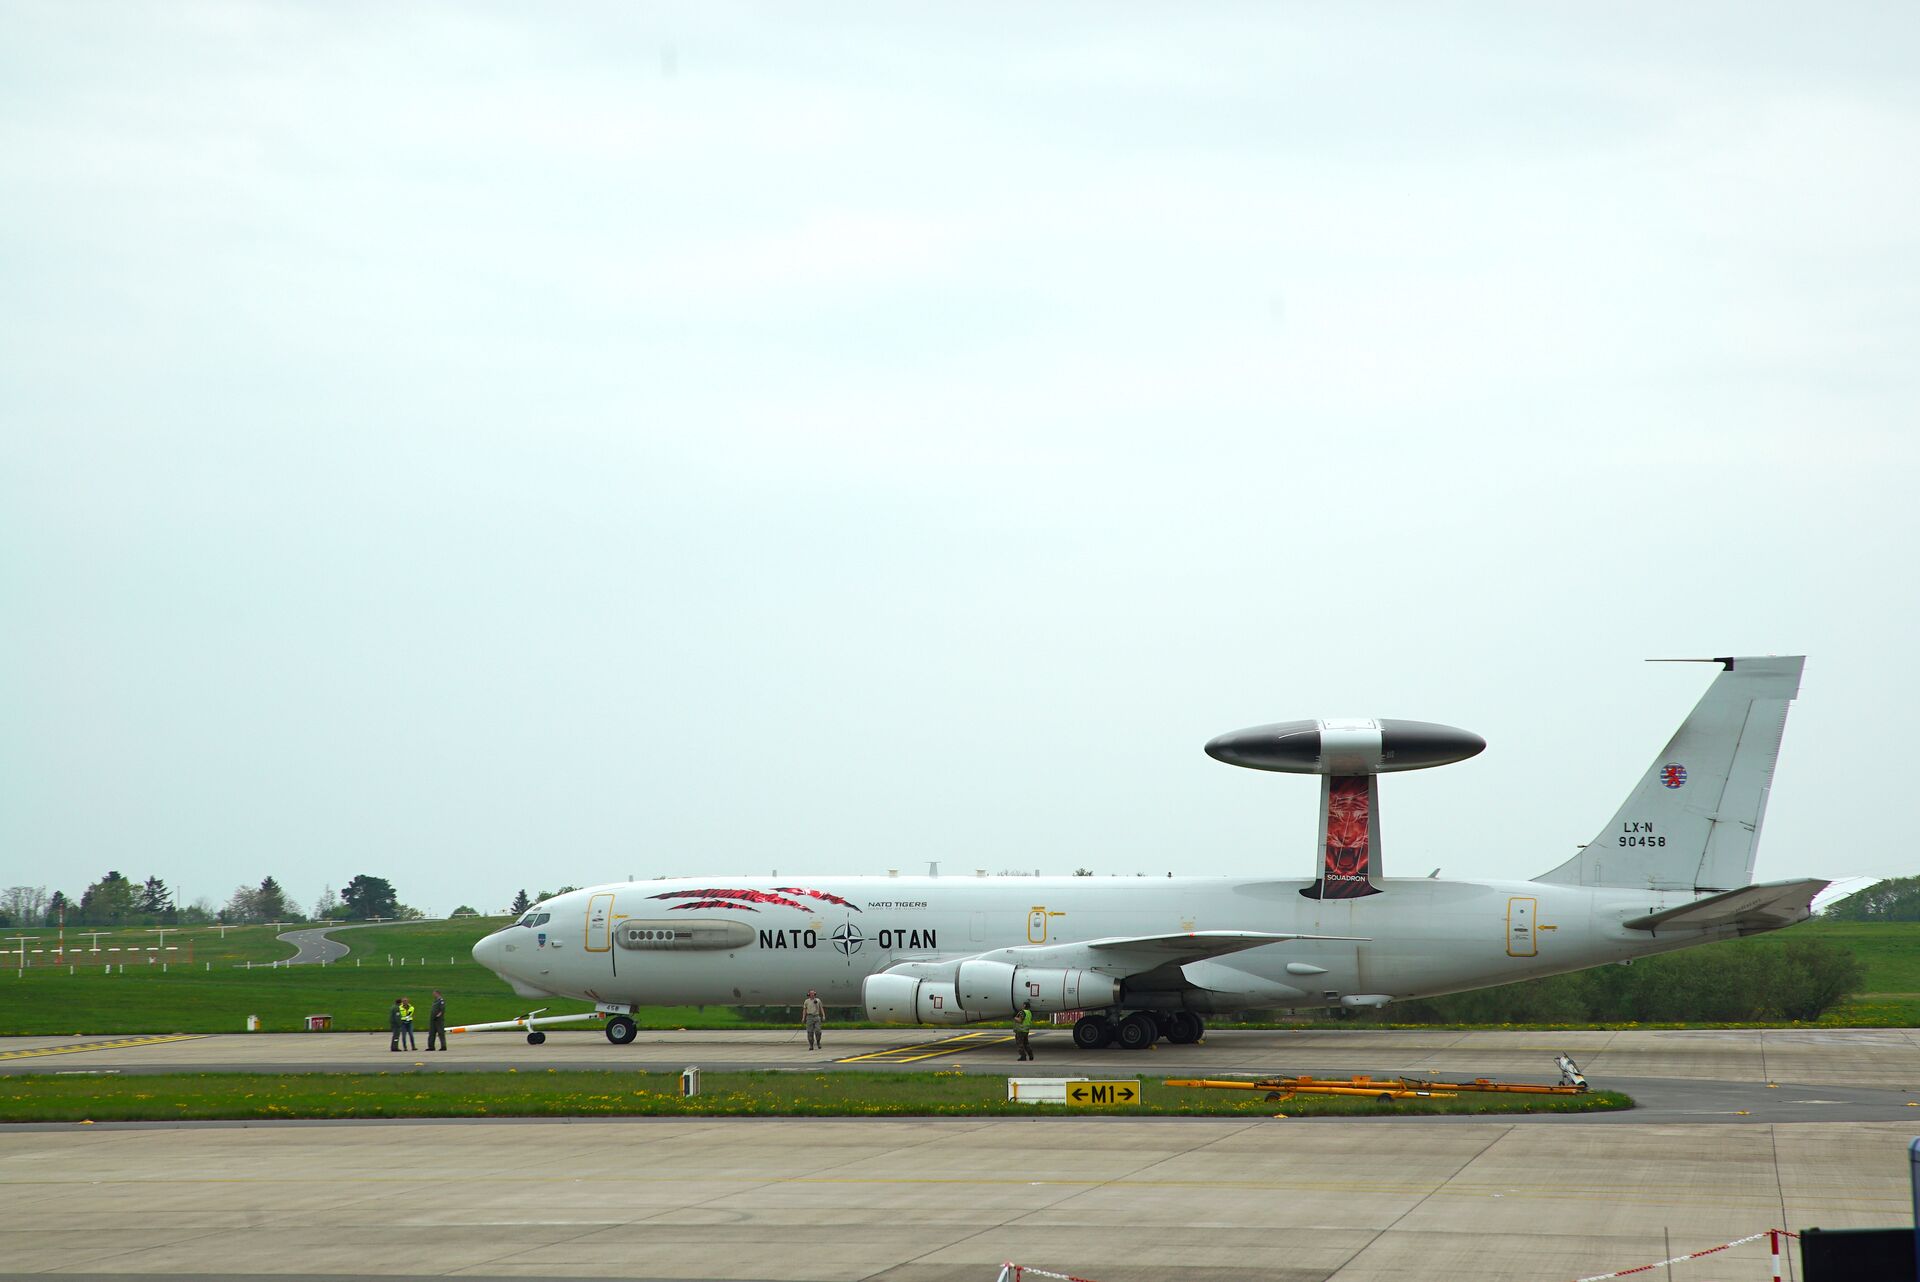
[[1064, 1080, 1142, 1106]]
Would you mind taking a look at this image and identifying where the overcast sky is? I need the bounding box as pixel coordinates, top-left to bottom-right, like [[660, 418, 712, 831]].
[[3, 3, 1915, 916]]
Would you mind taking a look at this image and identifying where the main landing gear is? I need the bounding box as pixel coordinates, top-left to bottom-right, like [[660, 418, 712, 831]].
[[1070, 1010, 1204, 1050]]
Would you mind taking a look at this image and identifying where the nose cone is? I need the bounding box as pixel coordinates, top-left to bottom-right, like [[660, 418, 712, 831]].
[[472, 930, 506, 973]]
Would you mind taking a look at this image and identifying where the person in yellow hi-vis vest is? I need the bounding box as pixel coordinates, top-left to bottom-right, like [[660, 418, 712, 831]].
[[398, 997, 417, 1051], [1014, 1001, 1036, 1061]]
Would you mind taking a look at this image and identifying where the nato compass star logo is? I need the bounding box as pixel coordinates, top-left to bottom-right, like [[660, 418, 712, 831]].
[[1660, 763, 1688, 789], [832, 923, 864, 955]]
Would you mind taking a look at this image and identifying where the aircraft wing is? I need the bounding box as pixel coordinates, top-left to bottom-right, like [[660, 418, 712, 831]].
[[983, 930, 1363, 976], [1621, 877, 1829, 935]]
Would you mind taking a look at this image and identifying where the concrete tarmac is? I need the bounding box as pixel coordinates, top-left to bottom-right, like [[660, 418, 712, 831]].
[[3, 1115, 1914, 1280], [5, 1028, 1919, 1279]]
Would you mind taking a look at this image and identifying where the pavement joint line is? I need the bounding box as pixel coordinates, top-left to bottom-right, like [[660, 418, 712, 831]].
[[1767, 1123, 1800, 1282], [455, 1115, 1008, 1276], [635, 1110, 1014, 1282], [858, 1114, 1268, 1282], [0, 1035, 205, 1061], [4, 1171, 1880, 1209], [1327, 1122, 1514, 1280]]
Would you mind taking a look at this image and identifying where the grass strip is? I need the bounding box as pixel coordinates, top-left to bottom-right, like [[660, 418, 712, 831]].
[[0, 1070, 1632, 1123]]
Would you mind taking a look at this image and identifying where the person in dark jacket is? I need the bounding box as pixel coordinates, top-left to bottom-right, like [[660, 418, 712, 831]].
[[389, 998, 403, 1052], [801, 990, 825, 1050], [428, 990, 447, 1051]]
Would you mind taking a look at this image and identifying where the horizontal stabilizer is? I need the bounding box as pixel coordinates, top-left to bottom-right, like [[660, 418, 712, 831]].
[[1621, 878, 1829, 934]]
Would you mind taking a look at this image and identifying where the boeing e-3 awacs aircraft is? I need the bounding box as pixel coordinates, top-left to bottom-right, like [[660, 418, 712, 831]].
[[472, 656, 1824, 1051]]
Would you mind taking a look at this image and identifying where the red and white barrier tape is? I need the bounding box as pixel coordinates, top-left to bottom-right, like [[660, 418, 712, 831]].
[[996, 1265, 1103, 1282], [1571, 1228, 1799, 1282]]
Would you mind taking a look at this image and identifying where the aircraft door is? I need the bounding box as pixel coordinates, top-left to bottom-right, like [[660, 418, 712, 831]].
[[1028, 907, 1048, 944], [1506, 896, 1537, 958], [586, 894, 614, 952]]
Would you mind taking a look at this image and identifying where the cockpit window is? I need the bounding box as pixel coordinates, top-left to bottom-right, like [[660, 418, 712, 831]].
[[517, 911, 552, 929]]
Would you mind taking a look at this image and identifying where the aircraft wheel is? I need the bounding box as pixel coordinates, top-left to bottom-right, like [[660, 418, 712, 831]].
[[1116, 1012, 1158, 1051], [1071, 1015, 1109, 1050], [527, 1031, 546, 1045], [605, 1015, 638, 1045], [1166, 1012, 1204, 1045]]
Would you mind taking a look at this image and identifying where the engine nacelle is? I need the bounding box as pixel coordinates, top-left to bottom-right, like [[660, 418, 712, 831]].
[[954, 960, 1121, 1017], [861, 973, 988, 1026]]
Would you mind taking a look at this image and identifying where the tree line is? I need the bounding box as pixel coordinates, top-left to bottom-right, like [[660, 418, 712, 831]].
[[1352, 936, 1864, 1025], [1821, 876, 1920, 922], [0, 872, 417, 929], [508, 887, 584, 915]]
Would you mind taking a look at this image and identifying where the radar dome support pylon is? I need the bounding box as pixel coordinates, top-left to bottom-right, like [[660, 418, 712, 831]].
[[1204, 718, 1486, 899]]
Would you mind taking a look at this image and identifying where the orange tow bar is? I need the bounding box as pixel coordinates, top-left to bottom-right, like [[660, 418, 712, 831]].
[[1165, 1077, 1454, 1102]]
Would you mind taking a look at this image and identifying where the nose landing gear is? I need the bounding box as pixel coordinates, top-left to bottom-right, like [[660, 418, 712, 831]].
[[604, 1015, 639, 1045]]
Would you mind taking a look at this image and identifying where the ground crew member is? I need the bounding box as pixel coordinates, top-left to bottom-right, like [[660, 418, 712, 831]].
[[802, 989, 826, 1050], [389, 998, 403, 1052], [398, 997, 416, 1051], [428, 990, 447, 1051], [1014, 1001, 1036, 1061]]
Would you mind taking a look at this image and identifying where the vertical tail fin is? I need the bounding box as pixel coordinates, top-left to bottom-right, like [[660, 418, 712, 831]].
[[1535, 656, 1804, 892]]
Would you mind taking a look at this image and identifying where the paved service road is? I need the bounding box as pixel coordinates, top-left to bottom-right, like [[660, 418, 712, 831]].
[[3, 1115, 1913, 1280], [6, 1025, 1919, 1086], [275, 925, 356, 965], [276, 919, 450, 965]]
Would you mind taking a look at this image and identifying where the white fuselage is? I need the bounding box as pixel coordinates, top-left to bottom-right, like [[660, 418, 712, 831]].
[[474, 874, 1733, 1014]]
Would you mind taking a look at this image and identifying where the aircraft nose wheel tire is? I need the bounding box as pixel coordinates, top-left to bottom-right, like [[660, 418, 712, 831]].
[[1116, 1012, 1159, 1051], [604, 1015, 638, 1045], [526, 1031, 546, 1045], [1071, 1015, 1112, 1050]]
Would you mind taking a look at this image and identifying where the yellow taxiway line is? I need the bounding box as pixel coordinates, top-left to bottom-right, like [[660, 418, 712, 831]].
[[0, 1034, 206, 1061], [836, 1030, 1021, 1064]]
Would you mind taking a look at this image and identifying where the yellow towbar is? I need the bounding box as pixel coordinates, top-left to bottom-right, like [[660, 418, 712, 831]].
[[1167, 1069, 1586, 1101], [1165, 1077, 1454, 1102]]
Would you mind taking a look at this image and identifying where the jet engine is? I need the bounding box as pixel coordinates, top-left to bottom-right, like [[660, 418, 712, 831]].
[[954, 960, 1121, 1017], [861, 973, 987, 1025], [865, 961, 1123, 1024]]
